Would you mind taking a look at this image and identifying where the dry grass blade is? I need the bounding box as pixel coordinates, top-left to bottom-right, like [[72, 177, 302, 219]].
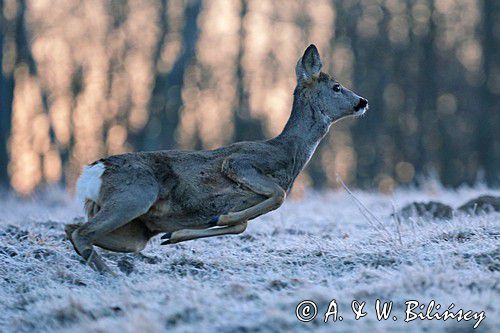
[[336, 174, 394, 241]]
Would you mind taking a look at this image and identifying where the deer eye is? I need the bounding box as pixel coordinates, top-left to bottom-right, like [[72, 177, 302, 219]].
[[333, 84, 341, 92]]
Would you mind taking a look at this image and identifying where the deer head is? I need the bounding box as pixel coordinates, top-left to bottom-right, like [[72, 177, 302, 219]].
[[295, 44, 368, 124]]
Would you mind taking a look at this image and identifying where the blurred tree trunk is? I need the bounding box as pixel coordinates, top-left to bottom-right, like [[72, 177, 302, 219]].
[[415, 0, 439, 183], [394, 3, 419, 176], [349, 3, 392, 188], [479, 0, 500, 185], [0, 0, 12, 186], [233, 0, 264, 142], [0, 0, 36, 187], [135, 0, 168, 150], [140, 0, 201, 151], [233, 0, 264, 141]]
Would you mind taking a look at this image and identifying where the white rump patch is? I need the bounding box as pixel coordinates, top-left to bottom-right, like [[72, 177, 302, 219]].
[[76, 162, 105, 204]]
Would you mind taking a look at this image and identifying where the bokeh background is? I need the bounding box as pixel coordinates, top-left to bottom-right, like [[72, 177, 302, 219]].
[[0, 0, 498, 196]]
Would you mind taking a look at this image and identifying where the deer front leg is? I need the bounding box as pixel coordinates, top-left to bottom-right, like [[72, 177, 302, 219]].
[[161, 222, 247, 245], [213, 157, 286, 227]]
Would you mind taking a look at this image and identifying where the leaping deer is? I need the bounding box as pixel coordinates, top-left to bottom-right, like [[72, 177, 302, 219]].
[[66, 45, 368, 273]]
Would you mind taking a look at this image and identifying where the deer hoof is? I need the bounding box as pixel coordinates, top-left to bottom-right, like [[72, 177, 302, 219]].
[[208, 215, 220, 227], [161, 232, 172, 240], [86, 250, 116, 276], [160, 232, 173, 245]]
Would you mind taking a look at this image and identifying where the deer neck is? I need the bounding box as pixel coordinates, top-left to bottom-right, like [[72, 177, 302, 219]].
[[272, 90, 330, 177]]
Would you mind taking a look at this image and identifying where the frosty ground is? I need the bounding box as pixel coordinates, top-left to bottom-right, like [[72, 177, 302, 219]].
[[0, 185, 498, 333]]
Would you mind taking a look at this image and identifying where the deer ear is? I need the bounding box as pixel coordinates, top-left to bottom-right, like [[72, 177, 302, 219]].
[[296, 44, 322, 83]]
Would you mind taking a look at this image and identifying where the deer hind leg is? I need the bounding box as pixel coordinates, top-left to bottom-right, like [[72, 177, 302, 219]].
[[94, 220, 153, 252], [66, 219, 153, 253], [68, 185, 157, 273], [161, 222, 247, 245]]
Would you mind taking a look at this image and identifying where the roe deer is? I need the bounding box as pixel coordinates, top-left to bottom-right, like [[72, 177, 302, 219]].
[[66, 45, 368, 273]]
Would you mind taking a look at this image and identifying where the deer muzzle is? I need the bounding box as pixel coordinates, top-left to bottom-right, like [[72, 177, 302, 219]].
[[354, 98, 369, 115]]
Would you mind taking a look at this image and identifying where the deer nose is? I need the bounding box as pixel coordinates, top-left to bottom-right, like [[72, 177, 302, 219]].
[[354, 98, 368, 111]]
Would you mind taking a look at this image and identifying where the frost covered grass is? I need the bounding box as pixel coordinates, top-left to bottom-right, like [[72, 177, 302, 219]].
[[0, 185, 498, 332]]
